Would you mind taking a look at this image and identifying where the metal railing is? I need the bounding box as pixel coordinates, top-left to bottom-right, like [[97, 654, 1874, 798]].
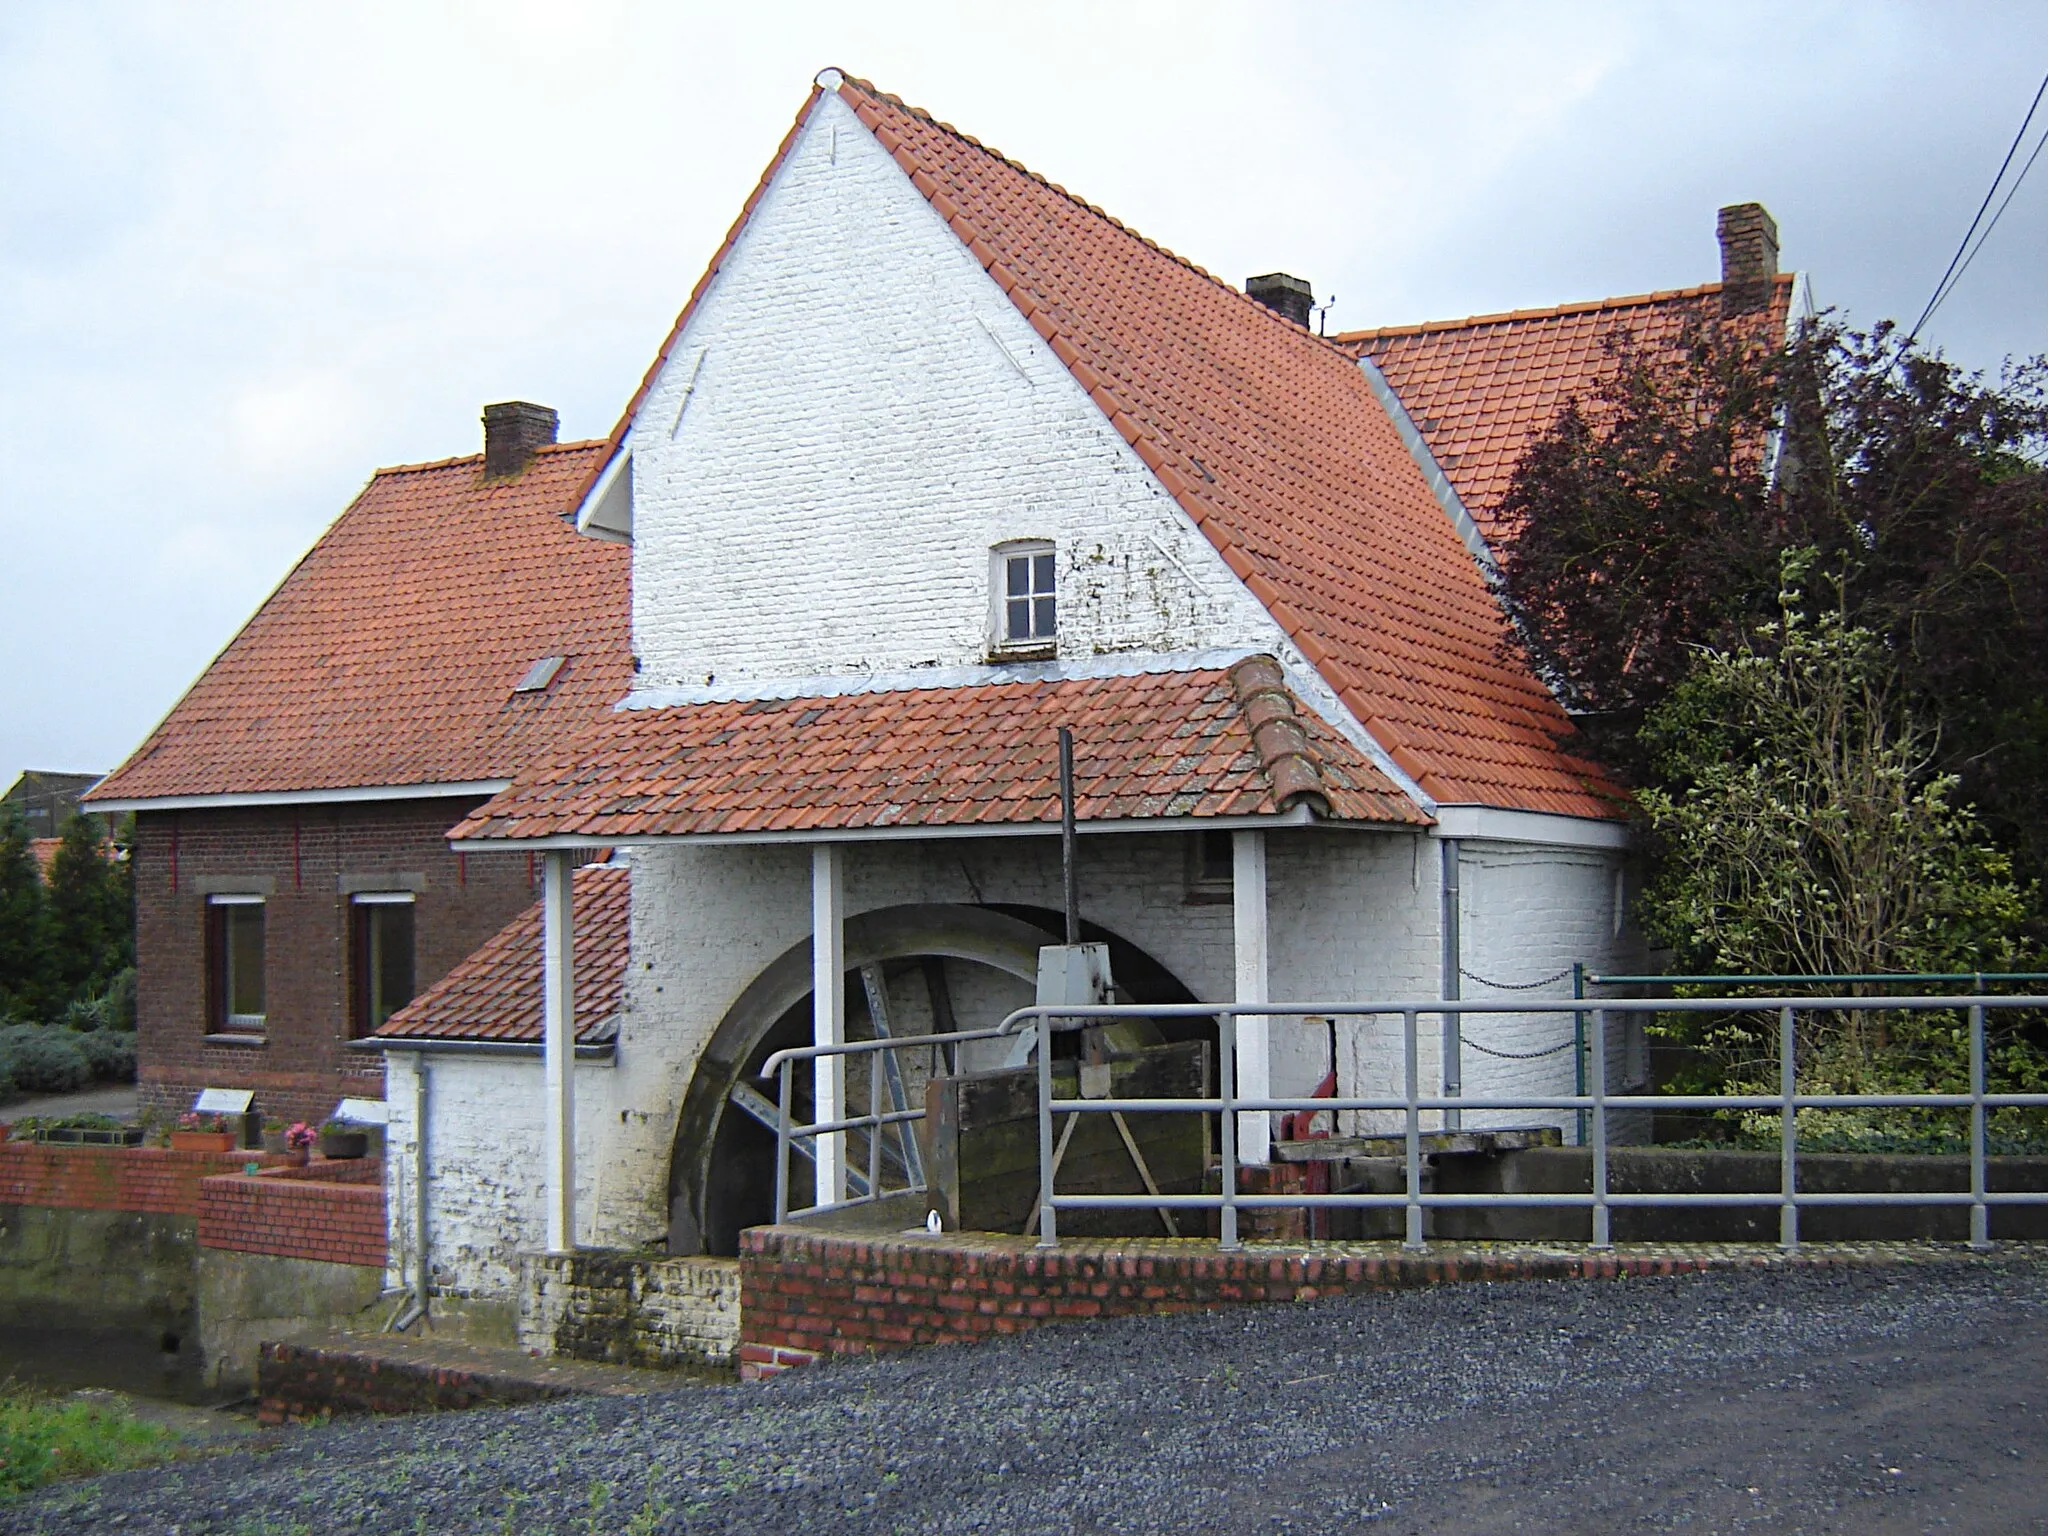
[[760, 995, 2048, 1253], [759, 1024, 1018, 1223]]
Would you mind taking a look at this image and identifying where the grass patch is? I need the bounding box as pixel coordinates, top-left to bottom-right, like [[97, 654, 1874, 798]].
[[0, 1384, 184, 1496]]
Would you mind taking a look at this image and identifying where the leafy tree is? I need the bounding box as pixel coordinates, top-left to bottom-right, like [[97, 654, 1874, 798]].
[[43, 813, 131, 1007], [1635, 576, 2031, 1103], [1498, 317, 2048, 892], [0, 807, 48, 1022]]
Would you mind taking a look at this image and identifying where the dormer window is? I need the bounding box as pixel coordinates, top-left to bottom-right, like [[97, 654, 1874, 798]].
[[994, 542, 1056, 653]]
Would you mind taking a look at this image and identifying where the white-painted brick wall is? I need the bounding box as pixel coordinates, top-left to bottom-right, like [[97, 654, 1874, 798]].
[[383, 1049, 620, 1300], [401, 829, 1648, 1295], [1453, 843, 1649, 1140], [395, 93, 1651, 1298], [628, 93, 1308, 692]]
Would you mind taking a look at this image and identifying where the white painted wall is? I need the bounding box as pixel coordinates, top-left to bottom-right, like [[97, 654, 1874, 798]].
[[383, 1050, 621, 1300], [409, 828, 1442, 1294], [393, 92, 1650, 1298], [627, 93, 1305, 692], [1452, 842, 1648, 1140]]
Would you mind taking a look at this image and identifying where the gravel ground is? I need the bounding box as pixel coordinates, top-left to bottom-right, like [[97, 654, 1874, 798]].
[[6, 1253, 2044, 1535]]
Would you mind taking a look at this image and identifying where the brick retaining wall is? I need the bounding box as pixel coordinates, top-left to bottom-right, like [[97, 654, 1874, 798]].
[[257, 1339, 580, 1424], [0, 1140, 271, 1216], [736, 1225, 1941, 1379], [0, 1142, 386, 1268], [197, 1160, 387, 1268]]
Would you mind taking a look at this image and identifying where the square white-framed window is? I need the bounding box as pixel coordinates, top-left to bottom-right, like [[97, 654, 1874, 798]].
[[992, 541, 1057, 653], [206, 894, 266, 1032]]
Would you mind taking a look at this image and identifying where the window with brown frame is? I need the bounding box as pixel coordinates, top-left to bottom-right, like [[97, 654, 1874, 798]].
[[206, 895, 267, 1034], [350, 894, 417, 1035]]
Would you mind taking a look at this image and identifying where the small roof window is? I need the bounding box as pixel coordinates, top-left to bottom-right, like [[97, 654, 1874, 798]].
[[514, 655, 566, 693]]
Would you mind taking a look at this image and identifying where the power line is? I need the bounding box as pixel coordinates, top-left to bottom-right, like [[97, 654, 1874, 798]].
[[1922, 124, 2048, 337], [1907, 68, 2048, 345]]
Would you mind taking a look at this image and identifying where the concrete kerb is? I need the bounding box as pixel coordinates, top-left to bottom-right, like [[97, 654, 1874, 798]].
[[734, 1225, 2029, 1378]]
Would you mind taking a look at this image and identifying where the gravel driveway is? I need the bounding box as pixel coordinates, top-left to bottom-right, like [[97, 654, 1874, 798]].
[[8, 1253, 2043, 1535]]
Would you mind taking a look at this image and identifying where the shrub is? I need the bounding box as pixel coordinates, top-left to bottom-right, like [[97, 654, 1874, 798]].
[[71, 1031, 136, 1084], [0, 1026, 92, 1097], [60, 969, 136, 1034]]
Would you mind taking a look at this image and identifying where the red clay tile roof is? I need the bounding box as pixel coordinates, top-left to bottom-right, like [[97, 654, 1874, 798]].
[[373, 864, 628, 1045], [29, 839, 60, 881], [1338, 276, 1796, 543], [91, 444, 631, 802], [450, 662, 1428, 844], [818, 76, 1618, 818]]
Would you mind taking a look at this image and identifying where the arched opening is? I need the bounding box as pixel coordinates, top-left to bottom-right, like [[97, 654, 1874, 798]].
[[667, 902, 1201, 1254]]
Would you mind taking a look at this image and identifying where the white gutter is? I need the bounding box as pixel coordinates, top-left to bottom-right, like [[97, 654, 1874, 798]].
[[1431, 805, 1629, 850], [448, 803, 1373, 853], [363, 1037, 617, 1060], [87, 779, 512, 814]]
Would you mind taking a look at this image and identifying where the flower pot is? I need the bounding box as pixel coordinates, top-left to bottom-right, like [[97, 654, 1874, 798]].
[[319, 1129, 370, 1160], [170, 1131, 237, 1152], [284, 1147, 311, 1168], [261, 1129, 288, 1155]]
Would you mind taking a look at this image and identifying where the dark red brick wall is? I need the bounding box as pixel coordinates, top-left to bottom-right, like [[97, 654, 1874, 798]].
[[0, 1141, 276, 1216], [197, 1159, 387, 1268], [132, 799, 539, 1125], [735, 1226, 1756, 1379], [257, 1340, 578, 1425]]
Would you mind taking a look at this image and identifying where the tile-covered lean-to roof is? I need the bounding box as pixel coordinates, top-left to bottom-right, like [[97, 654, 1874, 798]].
[[450, 662, 1428, 845], [1338, 276, 1796, 542], [819, 75, 1618, 819], [91, 444, 631, 803], [373, 864, 629, 1045]]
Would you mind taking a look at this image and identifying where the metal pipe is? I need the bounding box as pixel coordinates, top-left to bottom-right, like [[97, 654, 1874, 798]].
[[1403, 1009, 1423, 1251], [1050, 1189, 2048, 1211], [1589, 972, 2048, 987], [1590, 1007, 1610, 1249], [1572, 962, 1588, 1147], [1036, 1007, 1057, 1247], [1059, 727, 1079, 947], [1219, 1014, 1239, 1251], [1439, 840, 1461, 1131], [773, 1058, 792, 1223], [414, 1056, 430, 1324], [1971, 1002, 1991, 1251], [1779, 1005, 1798, 1253]]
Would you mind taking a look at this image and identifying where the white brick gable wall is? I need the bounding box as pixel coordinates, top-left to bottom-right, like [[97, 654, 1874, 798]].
[[388, 89, 1652, 1299], [629, 92, 1306, 692]]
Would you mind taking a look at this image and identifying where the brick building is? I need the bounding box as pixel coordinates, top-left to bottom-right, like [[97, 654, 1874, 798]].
[[86, 409, 630, 1125], [354, 71, 1800, 1302]]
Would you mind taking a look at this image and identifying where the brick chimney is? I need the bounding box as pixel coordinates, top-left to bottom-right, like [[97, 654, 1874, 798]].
[[482, 401, 559, 479], [1245, 273, 1314, 328], [1716, 204, 1779, 317]]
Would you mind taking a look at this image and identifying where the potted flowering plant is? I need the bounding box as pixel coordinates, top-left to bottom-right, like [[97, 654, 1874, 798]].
[[284, 1121, 317, 1166], [170, 1112, 236, 1152], [318, 1119, 370, 1160]]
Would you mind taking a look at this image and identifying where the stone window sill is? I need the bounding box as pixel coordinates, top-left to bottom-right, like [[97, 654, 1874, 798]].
[[204, 1033, 268, 1047]]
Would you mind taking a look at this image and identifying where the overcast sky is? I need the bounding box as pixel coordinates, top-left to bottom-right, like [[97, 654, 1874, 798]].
[[3, 2, 2044, 784]]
